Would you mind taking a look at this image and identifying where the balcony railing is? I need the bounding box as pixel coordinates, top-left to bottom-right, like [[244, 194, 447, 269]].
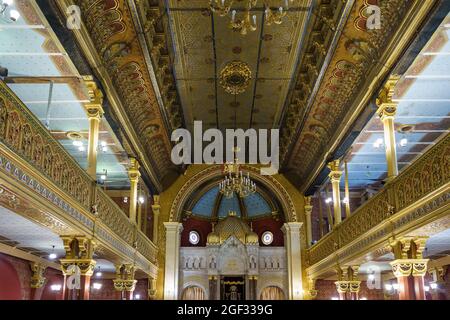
[[309, 134, 450, 267], [0, 81, 157, 272]]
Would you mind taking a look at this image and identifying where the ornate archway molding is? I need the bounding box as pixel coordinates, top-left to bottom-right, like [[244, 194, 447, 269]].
[[168, 165, 298, 223]]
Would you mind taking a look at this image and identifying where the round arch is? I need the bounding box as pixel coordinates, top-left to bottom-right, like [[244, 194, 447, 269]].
[[259, 286, 285, 300], [169, 165, 297, 222], [0, 255, 22, 300], [181, 285, 207, 300]]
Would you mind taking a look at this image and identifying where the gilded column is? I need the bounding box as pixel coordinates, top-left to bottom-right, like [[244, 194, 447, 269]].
[[282, 222, 303, 300], [152, 195, 161, 244], [389, 236, 429, 300], [304, 196, 313, 247], [113, 264, 137, 300], [344, 161, 351, 218], [83, 76, 104, 180], [376, 75, 400, 181], [306, 278, 318, 300], [164, 222, 183, 300], [128, 158, 141, 224], [30, 262, 46, 300], [335, 266, 360, 300], [60, 236, 96, 300], [328, 160, 342, 225]]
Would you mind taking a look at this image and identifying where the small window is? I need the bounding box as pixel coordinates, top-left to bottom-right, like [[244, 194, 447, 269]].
[[189, 231, 200, 245], [261, 231, 273, 245]]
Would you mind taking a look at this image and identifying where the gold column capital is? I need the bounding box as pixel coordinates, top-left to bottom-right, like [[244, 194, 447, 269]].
[[128, 157, 141, 181], [60, 259, 97, 276], [390, 259, 429, 277], [83, 76, 104, 119], [304, 196, 313, 215], [335, 281, 349, 294], [60, 235, 96, 260], [376, 75, 401, 105], [327, 160, 342, 182], [30, 262, 46, 289]]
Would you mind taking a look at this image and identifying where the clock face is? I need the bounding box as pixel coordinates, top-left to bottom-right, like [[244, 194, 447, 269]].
[[261, 231, 273, 245], [189, 231, 200, 245]]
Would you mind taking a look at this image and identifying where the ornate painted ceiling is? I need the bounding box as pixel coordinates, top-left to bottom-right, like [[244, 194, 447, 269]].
[[166, 0, 311, 131], [40, 0, 444, 193]]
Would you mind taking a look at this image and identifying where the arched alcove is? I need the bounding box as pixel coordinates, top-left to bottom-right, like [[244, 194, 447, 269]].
[[0, 255, 22, 300]]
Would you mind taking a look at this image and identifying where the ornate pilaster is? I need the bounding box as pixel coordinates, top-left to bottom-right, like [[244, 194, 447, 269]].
[[376, 75, 400, 181], [83, 76, 104, 180], [282, 222, 304, 300], [113, 264, 138, 300], [304, 196, 313, 247], [59, 236, 96, 300], [151, 195, 161, 244], [305, 278, 318, 300], [148, 277, 157, 300], [30, 262, 46, 300], [248, 275, 257, 300], [327, 160, 342, 225], [389, 236, 429, 300], [209, 275, 219, 300], [128, 158, 141, 224], [164, 222, 183, 300]]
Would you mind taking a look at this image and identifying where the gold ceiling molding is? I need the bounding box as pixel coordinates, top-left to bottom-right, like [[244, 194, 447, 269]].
[[280, 0, 435, 190], [219, 60, 253, 95], [61, 0, 184, 186]]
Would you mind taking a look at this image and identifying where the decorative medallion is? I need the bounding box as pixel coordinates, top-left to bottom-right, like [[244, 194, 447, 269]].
[[219, 61, 252, 95]]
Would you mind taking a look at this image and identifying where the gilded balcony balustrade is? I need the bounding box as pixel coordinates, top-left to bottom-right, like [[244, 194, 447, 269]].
[[0, 81, 158, 275], [307, 134, 449, 278]]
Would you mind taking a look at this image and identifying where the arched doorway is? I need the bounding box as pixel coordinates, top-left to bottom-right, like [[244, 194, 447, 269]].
[[260, 286, 285, 300], [0, 255, 22, 300], [181, 286, 206, 300]]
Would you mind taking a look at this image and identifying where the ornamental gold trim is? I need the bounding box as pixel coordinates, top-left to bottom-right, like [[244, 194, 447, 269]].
[[219, 61, 252, 95]]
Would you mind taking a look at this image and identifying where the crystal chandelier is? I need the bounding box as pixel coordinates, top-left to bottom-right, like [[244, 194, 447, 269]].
[[219, 148, 256, 198], [210, 0, 293, 35]]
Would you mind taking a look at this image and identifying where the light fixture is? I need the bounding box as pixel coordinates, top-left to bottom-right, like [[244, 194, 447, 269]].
[[219, 148, 256, 198], [384, 283, 393, 291], [95, 267, 102, 277], [210, 0, 293, 36], [134, 294, 141, 300], [392, 283, 399, 291], [342, 197, 349, 204], [100, 169, 107, 181], [48, 245, 57, 260], [100, 141, 108, 152], [78, 145, 86, 152], [123, 197, 128, 203], [368, 274, 375, 281], [50, 284, 62, 291], [92, 282, 102, 290], [430, 283, 438, 290], [424, 285, 430, 292], [138, 196, 145, 204], [0, 0, 20, 22], [373, 138, 384, 149], [9, 8, 18, 21], [331, 297, 339, 300], [72, 140, 83, 147], [360, 297, 368, 300], [400, 138, 408, 147], [325, 197, 333, 204]]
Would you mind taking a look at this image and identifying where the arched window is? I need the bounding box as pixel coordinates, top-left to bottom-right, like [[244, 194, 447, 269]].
[[260, 286, 285, 300], [181, 286, 206, 300]]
